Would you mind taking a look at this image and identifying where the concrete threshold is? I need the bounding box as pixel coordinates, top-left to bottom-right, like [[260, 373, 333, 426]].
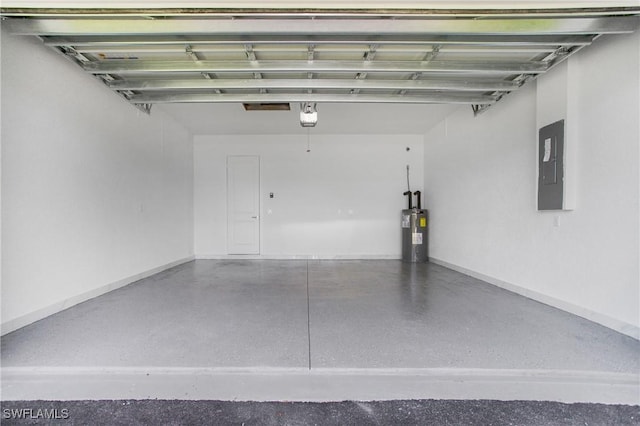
[[2, 367, 638, 404]]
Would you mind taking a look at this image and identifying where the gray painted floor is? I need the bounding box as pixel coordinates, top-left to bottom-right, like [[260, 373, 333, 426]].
[[2, 260, 638, 374]]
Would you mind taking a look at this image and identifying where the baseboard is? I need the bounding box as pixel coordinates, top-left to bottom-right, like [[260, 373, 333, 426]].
[[1, 256, 195, 336], [195, 254, 402, 260], [430, 257, 640, 341]]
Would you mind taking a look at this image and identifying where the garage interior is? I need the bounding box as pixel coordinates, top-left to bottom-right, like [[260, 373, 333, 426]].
[[1, 0, 639, 408]]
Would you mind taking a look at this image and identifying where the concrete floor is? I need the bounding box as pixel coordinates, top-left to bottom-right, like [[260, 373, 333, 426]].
[[2, 399, 639, 426], [2, 260, 639, 402]]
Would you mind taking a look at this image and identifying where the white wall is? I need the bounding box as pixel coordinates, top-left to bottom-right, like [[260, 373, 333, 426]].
[[1, 28, 194, 333], [423, 30, 640, 338], [194, 134, 423, 258]]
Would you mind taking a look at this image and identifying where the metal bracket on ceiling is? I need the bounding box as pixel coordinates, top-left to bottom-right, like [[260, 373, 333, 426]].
[[119, 88, 152, 114], [307, 44, 315, 62], [543, 46, 572, 65], [59, 45, 90, 63], [399, 45, 440, 96], [185, 44, 197, 61], [95, 73, 146, 112], [185, 44, 222, 93], [472, 90, 508, 116], [114, 89, 153, 114], [513, 74, 530, 86], [307, 45, 315, 95], [99, 73, 116, 85], [351, 44, 378, 95], [471, 104, 488, 116], [245, 44, 266, 93], [135, 103, 153, 115], [472, 70, 534, 116]]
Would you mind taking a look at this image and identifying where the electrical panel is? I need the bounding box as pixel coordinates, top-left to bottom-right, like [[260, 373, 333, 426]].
[[537, 120, 564, 210]]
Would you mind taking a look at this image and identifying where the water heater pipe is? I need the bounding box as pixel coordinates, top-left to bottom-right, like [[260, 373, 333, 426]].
[[414, 191, 422, 209], [403, 191, 413, 209]]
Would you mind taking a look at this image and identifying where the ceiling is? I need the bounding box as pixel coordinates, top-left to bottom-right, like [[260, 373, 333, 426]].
[[1, 4, 639, 133], [157, 102, 460, 135]]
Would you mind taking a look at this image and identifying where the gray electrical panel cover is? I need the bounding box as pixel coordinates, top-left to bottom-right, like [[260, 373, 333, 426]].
[[538, 120, 564, 210]]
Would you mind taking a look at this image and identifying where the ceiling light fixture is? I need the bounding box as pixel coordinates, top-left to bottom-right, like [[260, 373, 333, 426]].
[[300, 102, 318, 127]]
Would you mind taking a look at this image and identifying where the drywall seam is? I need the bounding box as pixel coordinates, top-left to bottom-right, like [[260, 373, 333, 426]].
[[430, 257, 639, 341], [195, 254, 401, 260], [0, 256, 195, 336]]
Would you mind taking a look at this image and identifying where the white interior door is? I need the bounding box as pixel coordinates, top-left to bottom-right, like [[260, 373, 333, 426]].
[[227, 156, 260, 254]]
